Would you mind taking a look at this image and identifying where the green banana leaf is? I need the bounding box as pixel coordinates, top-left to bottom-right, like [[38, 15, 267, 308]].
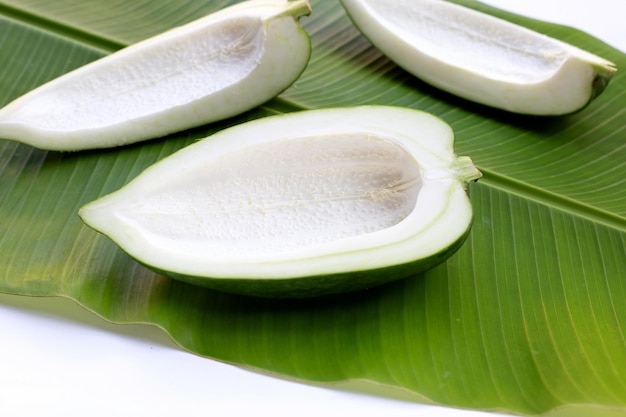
[[1, 1, 625, 416]]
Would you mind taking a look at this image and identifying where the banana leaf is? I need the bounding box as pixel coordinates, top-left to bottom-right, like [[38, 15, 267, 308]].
[[1, 1, 625, 416]]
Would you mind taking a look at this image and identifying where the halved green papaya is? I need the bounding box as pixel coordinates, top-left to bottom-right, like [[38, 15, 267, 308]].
[[79, 106, 482, 297], [340, 0, 617, 115], [0, 0, 311, 150]]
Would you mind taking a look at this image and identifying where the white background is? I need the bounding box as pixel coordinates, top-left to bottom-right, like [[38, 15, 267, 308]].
[[0, 1, 623, 416]]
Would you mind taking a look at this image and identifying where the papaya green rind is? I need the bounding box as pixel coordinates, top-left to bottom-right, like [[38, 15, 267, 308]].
[[154, 222, 473, 298]]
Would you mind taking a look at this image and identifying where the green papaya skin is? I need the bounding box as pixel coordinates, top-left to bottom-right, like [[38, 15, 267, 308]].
[[155, 225, 472, 298]]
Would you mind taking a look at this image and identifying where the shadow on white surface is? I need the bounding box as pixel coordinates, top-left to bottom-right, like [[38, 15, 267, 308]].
[[0, 293, 509, 417]]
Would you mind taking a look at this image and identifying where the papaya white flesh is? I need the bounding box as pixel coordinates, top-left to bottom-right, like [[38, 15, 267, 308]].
[[79, 106, 481, 298], [340, 0, 617, 115], [0, 0, 311, 151]]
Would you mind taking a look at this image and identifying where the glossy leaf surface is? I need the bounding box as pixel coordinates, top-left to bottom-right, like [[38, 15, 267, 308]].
[[0, 1, 624, 416]]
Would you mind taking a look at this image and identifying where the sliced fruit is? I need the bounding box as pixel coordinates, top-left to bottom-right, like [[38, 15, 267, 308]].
[[0, 0, 311, 151], [340, 0, 617, 115], [79, 106, 481, 298]]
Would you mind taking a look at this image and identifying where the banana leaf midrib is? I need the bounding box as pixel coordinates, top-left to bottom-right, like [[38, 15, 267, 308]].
[[479, 171, 626, 232], [0, 2, 125, 52]]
